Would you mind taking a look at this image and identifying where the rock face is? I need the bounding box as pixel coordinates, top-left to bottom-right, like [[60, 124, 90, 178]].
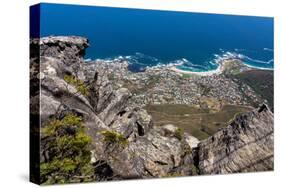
[[31, 36, 197, 181], [197, 104, 274, 174], [30, 36, 274, 182]]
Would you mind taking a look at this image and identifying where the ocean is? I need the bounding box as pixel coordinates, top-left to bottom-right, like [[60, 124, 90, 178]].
[[36, 3, 274, 72]]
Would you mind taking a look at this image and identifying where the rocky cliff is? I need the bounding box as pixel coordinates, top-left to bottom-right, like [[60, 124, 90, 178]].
[[30, 36, 274, 183], [197, 104, 274, 174]]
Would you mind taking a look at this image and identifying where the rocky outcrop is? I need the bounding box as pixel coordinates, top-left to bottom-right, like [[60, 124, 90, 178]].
[[31, 36, 274, 182], [100, 126, 197, 179], [197, 104, 274, 174], [31, 36, 198, 181]]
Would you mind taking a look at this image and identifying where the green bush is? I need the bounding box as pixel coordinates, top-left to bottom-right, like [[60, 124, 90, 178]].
[[174, 128, 184, 140], [101, 130, 128, 146], [64, 75, 89, 96], [43, 113, 82, 136], [40, 114, 94, 184]]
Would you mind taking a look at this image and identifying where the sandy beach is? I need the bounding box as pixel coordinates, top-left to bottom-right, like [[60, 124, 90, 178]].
[[170, 61, 224, 76]]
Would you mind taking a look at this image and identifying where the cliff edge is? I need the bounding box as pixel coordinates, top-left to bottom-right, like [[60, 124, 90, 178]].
[[30, 36, 274, 183]]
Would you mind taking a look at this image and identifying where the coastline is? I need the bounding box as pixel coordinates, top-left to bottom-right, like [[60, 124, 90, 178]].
[[169, 59, 273, 76], [87, 55, 274, 76], [169, 60, 224, 76], [242, 62, 274, 71]]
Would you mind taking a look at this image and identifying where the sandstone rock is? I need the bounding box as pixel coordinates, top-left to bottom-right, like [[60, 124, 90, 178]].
[[185, 134, 200, 149], [105, 127, 196, 178], [162, 124, 178, 134], [40, 94, 62, 122], [98, 88, 131, 126], [40, 36, 89, 61], [197, 104, 274, 174], [134, 109, 153, 136]]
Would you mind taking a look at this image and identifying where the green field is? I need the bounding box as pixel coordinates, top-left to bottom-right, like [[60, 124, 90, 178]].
[[235, 70, 273, 110], [145, 104, 252, 140]]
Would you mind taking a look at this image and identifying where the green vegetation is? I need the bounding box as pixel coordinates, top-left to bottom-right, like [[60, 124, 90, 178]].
[[174, 128, 184, 140], [235, 70, 273, 110], [145, 104, 252, 140], [181, 74, 192, 79], [64, 75, 89, 96], [146, 104, 206, 115], [222, 60, 244, 75], [122, 76, 161, 95], [40, 114, 94, 184], [101, 130, 128, 146], [226, 111, 244, 124]]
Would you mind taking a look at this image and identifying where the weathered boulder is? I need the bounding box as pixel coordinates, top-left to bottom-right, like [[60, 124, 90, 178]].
[[185, 134, 200, 149], [104, 127, 196, 178], [109, 108, 153, 141]]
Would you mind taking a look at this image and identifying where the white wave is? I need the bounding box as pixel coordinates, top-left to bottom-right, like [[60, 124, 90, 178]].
[[130, 61, 148, 66], [263, 48, 274, 52], [182, 58, 188, 63], [91, 50, 273, 73], [210, 51, 274, 71], [208, 61, 217, 66], [242, 55, 273, 65], [84, 58, 92, 62], [135, 52, 143, 56], [242, 63, 274, 70], [169, 58, 210, 71], [168, 51, 273, 73], [146, 58, 191, 71], [134, 52, 158, 61], [234, 48, 249, 52]]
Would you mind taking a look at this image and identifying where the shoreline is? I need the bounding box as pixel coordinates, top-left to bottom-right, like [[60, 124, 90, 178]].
[[169, 59, 273, 76], [242, 63, 274, 71], [87, 57, 273, 76], [169, 60, 224, 76]]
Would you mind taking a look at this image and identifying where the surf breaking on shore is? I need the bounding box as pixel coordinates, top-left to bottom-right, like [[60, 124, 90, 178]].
[[170, 59, 273, 76], [170, 50, 273, 76], [86, 50, 273, 75], [170, 62, 223, 76]]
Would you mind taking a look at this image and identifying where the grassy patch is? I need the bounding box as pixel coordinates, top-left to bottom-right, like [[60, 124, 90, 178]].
[[64, 75, 89, 96], [235, 70, 273, 110], [182, 74, 192, 78], [145, 104, 252, 140], [174, 128, 184, 140], [100, 130, 128, 146]]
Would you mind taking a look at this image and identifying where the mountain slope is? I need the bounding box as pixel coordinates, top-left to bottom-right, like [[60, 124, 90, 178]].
[[30, 36, 274, 184]]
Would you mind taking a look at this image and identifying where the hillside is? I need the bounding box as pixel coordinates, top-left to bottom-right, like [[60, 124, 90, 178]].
[[30, 36, 274, 184]]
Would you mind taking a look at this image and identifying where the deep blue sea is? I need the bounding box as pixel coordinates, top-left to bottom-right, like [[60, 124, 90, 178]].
[[37, 3, 274, 72]]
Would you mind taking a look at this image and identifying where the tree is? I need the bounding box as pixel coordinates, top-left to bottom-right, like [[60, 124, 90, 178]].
[[40, 114, 94, 184]]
